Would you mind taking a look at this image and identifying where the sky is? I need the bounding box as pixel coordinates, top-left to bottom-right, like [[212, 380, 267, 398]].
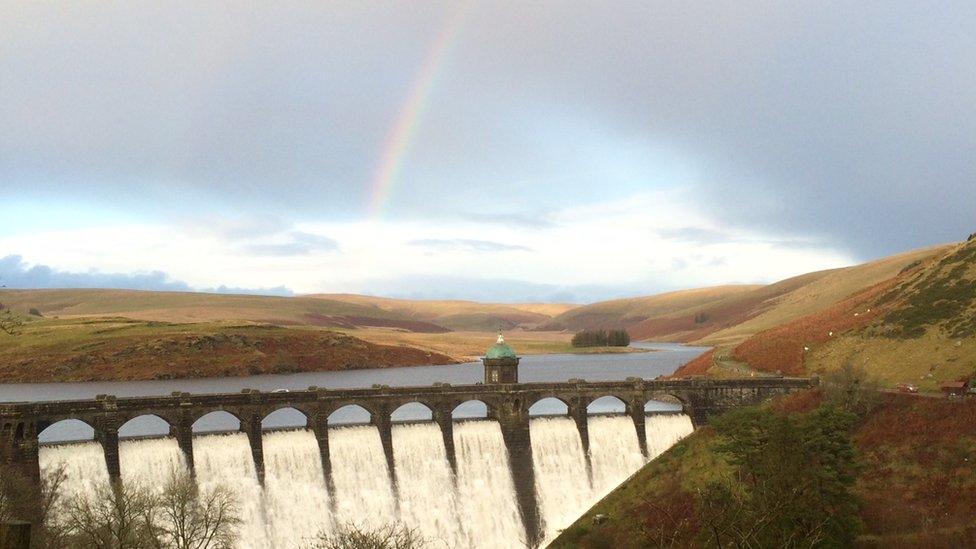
[[1, 2, 973, 303]]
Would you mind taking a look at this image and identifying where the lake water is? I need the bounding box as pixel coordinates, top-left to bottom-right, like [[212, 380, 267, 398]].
[[0, 342, 708, 442]]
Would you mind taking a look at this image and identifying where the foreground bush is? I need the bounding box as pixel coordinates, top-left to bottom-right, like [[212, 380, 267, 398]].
[[305, 522, 428, 549]]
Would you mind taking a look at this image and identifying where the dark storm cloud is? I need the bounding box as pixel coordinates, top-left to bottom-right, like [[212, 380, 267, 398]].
[[408, 239, 531, 253], [2, 1, 974, 256], [0, 255, 292, 296]]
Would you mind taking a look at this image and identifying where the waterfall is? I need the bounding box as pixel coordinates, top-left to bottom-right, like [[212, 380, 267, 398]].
[[588, 415, 646, 499], [194, 433, 272, 548], [119, 438, 187, 485], [453, 421, 526, 548], [529, 414, 695, 542], [646, 413, 694, 459], [530, 417, 592, 540], [392, 423, 462, 547], [263, 430, 333, 546], [40, 442, 110, 510], [328, 425, 397, 529], [35, 414, 693, 548]]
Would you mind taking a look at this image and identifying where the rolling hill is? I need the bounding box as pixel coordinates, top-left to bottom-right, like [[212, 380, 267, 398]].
[[543, 244, 949, 349], [0, 317, 456, 383], [674, 238, 975, 390], [0, 289, 576, 333], [538, 285, 762, 333], [308, 294, 577, 331]]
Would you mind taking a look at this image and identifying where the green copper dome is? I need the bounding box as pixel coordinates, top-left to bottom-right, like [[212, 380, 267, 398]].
[[486, 334, 517, 359]]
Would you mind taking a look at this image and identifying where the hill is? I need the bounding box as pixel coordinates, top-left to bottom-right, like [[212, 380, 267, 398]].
[[720, 238, 976, 390], [539, 285, 761, 333], [0, 317, 456, 383], [545, 245, 947, 348], [0, 289, 453, 332], [552, 390, 976, 547], [309, 294, 576, 331], [0, 289, 587, 381]]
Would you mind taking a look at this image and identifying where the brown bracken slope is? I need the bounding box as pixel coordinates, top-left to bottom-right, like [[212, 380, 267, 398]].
[[553, 390, 976, 548], [0, 318, 456, 383], [729, 238, 976, 389]]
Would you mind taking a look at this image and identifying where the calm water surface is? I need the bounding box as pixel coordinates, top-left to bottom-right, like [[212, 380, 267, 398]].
[[0, 342, 708, 442]]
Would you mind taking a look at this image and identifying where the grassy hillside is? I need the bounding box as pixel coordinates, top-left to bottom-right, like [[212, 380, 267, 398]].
[[720, 239, 976, 391], [0, 289, 576, 334], [552, 391, 976, 548], [0, 317, 456, 383], [0, 289, 451, 332], [0, 290, 592, 382], [540, 285, 761, 333], [626, 270, 834, 343], [540, 245, 945, 350], [311, 294, 575, 331], [703, 245, 949, 345]]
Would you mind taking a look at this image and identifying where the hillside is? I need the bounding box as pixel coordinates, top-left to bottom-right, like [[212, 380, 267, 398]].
[[0, 317, 456, 383], [0, 290, 587, 381], [310, 294, 576, 331], [0, 289, 451, 332], [539, 285, 761, 333], [546, 244, 947, 348], [552, 390, 976, 547], [724, 238, 976, 390]]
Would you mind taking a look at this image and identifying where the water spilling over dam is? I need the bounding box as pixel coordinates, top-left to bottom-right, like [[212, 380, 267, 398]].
[[5, 342, 813, 546], [38, 414, 693, 547]]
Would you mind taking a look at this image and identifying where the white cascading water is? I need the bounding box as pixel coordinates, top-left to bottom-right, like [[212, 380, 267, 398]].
[[39, 442, 110, 511], [646, 413, 694, 459], [263, 430, 333, 546], [193, 433, 272, 548], [328, 425, 397, 529], [119, 438, 187, 485], [391, 423, 462, 547], [36, 414, 693, 548], [530, 414, 695, 542], [453, 421, 526, 548], [529, 417, 592, 540], [587, 415, 646, 499]]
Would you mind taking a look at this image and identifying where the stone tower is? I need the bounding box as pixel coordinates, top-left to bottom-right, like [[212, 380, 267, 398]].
[[483, 333, 520, 384]]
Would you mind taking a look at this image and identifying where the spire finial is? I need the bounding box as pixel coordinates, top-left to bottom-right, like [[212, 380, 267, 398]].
[[497, 333, 504, 344]]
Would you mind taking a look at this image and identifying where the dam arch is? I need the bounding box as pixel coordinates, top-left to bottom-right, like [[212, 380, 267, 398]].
[[528, 397, 570, 417], [644, 393, 687, 413], [327, 404, 372, 426], [261, 407, 309, 430], [191, 410, 242, 434], [391, 402, 434, 423], [38, 418, 95, 443], [451, 399, 489, 420], [118, 414, 171, 439], [586, 395, 630, 415]]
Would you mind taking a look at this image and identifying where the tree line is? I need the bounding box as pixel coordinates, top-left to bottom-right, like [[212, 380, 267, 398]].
[[571, 329, 631, 348]]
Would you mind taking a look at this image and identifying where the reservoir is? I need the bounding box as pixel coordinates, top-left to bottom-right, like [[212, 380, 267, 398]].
[[0, 342, 708, 441]]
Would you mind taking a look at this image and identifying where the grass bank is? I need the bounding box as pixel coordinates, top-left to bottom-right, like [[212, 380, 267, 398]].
[[552, 390, 976, 547]]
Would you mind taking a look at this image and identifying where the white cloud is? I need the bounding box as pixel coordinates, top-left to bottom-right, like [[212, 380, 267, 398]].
[[0, 191, 855, 299]]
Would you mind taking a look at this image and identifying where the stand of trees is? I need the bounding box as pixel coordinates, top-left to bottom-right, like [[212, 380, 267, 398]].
[[571, 329, 631, 348]]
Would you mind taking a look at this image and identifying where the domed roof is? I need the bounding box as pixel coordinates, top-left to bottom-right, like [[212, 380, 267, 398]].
[[486, 334, 517, 359]]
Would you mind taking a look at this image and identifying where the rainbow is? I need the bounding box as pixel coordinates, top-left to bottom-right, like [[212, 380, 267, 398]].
[[366, 4, 471, 216]]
